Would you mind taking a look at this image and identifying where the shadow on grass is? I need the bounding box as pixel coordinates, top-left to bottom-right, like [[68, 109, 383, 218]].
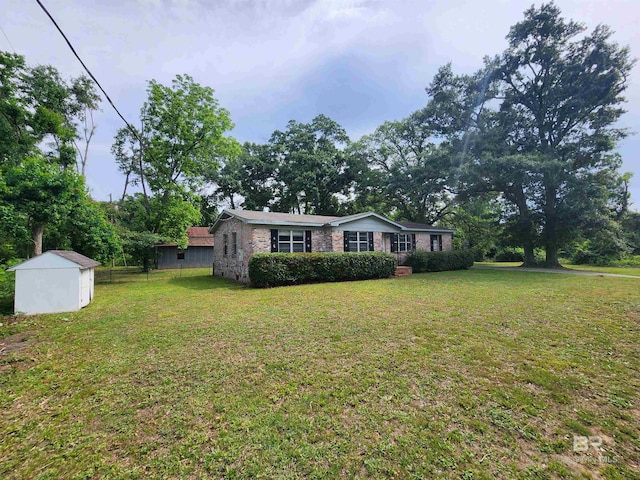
[[166, 275, 248, 291]]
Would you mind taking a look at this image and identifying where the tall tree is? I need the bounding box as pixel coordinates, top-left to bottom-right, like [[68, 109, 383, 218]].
[[267, 115, 355, 214], [0, 51, 106, 257], [426, 4, 634, 267], [496, 3, 634, 266], [70, 75, 101, 177], [353, 110, 454, 224], [113, 74, 240, 245]]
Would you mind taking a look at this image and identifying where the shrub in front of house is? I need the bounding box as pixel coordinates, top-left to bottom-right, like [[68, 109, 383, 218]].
[[249, 252, 397, 288], [404, 250, 474, 273]]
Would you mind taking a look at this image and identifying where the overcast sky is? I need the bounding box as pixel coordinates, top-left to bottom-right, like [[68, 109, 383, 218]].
[[3, 0, 640, 208]]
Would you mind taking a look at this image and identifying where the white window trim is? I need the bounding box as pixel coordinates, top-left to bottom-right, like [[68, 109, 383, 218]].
[[397, 233, 412, 252], [278, 230, 305, 253], [349, 231, 370, 252]]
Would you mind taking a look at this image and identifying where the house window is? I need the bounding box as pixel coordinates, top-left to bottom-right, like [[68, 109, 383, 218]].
[[232, 232, 238, 255], [431, 234, 443, 252], [223, 234, 228, 256], [348, 231, 370, 252], [397, 234, 413, 252], [278, 230, 305, 253], [177, 249, 185, 260]]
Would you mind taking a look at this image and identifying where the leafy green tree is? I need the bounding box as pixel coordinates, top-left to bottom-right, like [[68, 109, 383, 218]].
[[426, 4, 634, 267], [620, 211, 640, 255], [3, 156, 84, 256], [497, 4, 633, 265], [441, 195, 504, 261], [353, 110, 454, 224], [268, 115, 355, 215], [44, 198, 120, 264], [233, 143, 279, 211], [0, 51, 106, 258], [209, 117, 359, 215], [113, 75, 239, 245]]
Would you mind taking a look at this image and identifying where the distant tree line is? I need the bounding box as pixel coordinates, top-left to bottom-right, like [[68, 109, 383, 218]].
[[1, 2, 639, 272]]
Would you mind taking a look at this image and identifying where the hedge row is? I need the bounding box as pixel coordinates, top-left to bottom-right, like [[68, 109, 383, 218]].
[[404, 249, 474, 273], [249, 252, 397, 288]]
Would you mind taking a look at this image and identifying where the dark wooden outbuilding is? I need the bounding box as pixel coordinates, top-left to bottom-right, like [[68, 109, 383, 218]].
[[156, 227, 214, 269]]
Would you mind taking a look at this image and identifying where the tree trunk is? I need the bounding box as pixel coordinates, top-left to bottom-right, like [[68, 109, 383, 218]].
[[512, 185, 537, 267], [523, 236, 536, 267], [543, 183, 561, 268], [32, 224, 45, 257]]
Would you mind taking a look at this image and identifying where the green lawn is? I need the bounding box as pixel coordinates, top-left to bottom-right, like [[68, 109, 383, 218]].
[[1, 270, 639, 479], [476, 261, 640, 277]]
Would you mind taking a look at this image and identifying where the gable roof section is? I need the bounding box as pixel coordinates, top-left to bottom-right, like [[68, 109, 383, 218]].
[[327, 212, 406, 230], [210, 210, 341, 232], [210, 209, 454, 234], [8, 250, 100, 271], [157, 226, 214, 248]]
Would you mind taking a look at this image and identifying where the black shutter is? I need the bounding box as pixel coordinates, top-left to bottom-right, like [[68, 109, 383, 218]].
[[411, 234, 416, 251], [305, 230, 312, 252], [368, 232, 374, 251], [270, 229, 278, 253], [390, 233, 398, 252], [343, 231, 350, 252]]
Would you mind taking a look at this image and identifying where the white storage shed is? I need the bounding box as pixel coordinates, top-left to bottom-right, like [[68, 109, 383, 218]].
[[8, 250, 100, 315]]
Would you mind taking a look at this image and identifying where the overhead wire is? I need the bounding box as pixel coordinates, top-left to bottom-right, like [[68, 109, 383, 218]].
[[34, 0, 145, 150]]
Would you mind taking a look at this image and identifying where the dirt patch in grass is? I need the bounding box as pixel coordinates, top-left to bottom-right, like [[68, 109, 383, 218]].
[[0, 331, 33, 356]]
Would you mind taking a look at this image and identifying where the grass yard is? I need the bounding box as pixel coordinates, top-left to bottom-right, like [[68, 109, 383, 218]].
[[1, 270, 639, 479], [476, 261, 640, 277]]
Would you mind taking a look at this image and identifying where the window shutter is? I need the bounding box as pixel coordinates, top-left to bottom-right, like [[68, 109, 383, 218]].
[[390, 233, 398, 252], [368, 232, 374, 251], [270, 229, 278, 253], [343, 231, 350, 252], [411, 234, 416, 250], [305, 230, 312, 252]]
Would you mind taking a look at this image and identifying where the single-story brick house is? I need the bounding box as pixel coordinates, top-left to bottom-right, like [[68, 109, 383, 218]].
[[210, 209, 454, 282], [156, 227, 214, 269]]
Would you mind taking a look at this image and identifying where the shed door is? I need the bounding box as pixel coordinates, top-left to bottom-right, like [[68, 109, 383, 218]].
[[80, 270, 91, 308]]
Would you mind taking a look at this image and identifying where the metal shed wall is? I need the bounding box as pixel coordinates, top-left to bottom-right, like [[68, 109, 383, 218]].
[[14, 267, 80, 315], [157, 246, 214, 269]]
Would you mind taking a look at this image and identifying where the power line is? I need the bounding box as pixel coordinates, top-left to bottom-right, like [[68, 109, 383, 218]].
[[34, 0, 143, 149], [0, 24, 17, 53]]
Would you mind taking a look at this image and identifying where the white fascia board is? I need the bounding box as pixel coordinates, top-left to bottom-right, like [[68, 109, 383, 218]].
[[328, 212, 405, 230]]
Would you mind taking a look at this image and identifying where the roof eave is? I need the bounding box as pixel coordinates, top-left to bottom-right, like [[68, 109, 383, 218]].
[[401, 227, 456, 233], [328, 212, 406, 230]]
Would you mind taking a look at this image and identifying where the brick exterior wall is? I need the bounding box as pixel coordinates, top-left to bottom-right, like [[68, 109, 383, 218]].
[[213, 218, 253, 282], [393, 232, 454, 264], [213, 218, 454, 283], [311, 228, 333, 252]]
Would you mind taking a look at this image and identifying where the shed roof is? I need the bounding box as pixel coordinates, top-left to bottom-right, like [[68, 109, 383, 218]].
[[157, 227, 214, 248], [8, 250, 100, 271]]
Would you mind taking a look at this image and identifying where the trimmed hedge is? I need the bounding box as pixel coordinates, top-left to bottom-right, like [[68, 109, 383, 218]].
[[404, 249, 474, 273], [249, 252, 397, 288]]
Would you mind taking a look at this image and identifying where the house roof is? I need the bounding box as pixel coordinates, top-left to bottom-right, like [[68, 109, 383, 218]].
[[219, 210, 341, 226], [210, 209, 455, 234], [8, 250, 100, 271], [157, 226, 214, 248]]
